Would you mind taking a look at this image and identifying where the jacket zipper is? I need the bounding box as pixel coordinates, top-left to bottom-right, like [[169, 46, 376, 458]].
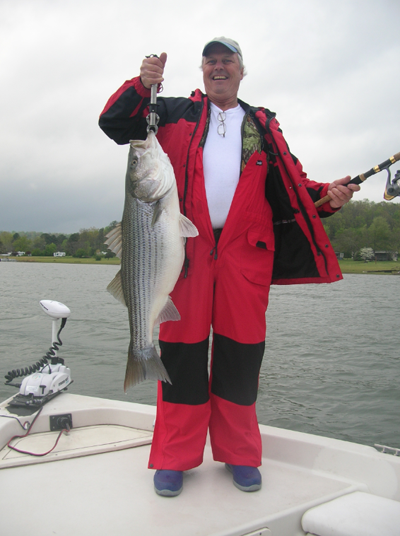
[[240, 109, 249, 171], [182, 97, 205, 277]]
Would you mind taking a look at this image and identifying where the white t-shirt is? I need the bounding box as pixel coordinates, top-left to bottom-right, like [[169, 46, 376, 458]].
[[203, 102, 245, 229]]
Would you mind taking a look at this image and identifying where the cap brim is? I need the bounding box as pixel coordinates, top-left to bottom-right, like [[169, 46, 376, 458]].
[[202, 41, 239, 56]]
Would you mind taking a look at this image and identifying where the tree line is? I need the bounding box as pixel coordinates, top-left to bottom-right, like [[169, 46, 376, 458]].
[[322, 199, 400, 258], [1, 200, 400, 259], [0, 222, 118, 258]]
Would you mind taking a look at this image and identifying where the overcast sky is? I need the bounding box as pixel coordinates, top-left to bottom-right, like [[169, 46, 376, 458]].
[[1, 0, 399, 234]]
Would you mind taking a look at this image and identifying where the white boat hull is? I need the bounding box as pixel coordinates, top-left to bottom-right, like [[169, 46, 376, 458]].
[[0, 393, 399, 536]]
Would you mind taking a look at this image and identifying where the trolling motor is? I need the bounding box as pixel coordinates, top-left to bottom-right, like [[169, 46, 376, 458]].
[[4, 300, 73, 409]]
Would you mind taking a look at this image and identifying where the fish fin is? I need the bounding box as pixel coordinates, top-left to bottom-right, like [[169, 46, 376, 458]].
[[106, 270, 126, 306], [179, 214, 199, 238], [155, 296, 181, 325], [124, 345, 172, 391], [151, 201, 163, 227], [104, 222, 123, 259]]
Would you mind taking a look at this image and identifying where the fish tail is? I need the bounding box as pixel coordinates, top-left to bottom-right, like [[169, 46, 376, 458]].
[[124, 345, 172, 391]]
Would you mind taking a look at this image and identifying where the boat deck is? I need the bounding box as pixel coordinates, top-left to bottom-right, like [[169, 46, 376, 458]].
[[0, 394, 399, 536]]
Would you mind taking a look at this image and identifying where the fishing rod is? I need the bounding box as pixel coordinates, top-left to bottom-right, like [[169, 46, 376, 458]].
[[315, 151, 400, 208]]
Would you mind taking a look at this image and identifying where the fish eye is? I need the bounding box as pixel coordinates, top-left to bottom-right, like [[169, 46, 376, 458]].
[[131, 157, 139, 168]]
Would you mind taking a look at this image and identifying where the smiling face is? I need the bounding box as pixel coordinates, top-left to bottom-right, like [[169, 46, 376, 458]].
[[202, 43, 244, 110]]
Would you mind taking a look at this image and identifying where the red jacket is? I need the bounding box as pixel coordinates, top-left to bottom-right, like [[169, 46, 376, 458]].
[[99, 77, 342, 285]]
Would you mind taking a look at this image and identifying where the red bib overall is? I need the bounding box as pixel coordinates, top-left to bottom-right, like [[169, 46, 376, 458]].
[[148, 146, 273, 471]]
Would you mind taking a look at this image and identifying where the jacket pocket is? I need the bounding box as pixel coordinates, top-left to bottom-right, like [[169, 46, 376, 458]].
[[240, 226, 275, 286]]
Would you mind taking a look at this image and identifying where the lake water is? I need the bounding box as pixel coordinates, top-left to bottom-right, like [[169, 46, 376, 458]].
[[1, 262, 399, 449]]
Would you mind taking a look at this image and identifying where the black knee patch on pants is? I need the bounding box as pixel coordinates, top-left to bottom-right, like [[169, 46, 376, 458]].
[[159, 338, 210, 405], [211, 333, 264, 406]]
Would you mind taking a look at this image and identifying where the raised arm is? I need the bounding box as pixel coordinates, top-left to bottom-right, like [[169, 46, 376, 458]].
[[98, 53, 167, 145]]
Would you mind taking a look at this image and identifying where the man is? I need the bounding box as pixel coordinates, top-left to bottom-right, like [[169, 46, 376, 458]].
[[99, 37, 359, 497]]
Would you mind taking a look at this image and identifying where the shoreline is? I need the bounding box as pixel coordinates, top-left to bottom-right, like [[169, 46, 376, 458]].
[[1, 256, 400, 274], [0, 256, 120, 265]]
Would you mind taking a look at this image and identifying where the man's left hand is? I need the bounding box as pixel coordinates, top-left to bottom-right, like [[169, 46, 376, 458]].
[[327, 176, 360, 209]]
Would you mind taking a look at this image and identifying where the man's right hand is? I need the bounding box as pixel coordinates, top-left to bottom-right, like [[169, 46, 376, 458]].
[[140, 52, 167, 89]]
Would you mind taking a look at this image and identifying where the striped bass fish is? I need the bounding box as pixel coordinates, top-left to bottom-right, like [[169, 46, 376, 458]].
[[105, 131, 198, 390]]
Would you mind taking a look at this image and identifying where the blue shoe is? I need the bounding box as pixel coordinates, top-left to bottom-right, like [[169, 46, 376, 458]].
[[154, 470, 183, 497], [225, 464, 262, 492]]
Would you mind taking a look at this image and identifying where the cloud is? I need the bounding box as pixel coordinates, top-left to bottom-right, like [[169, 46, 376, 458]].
[[1, 0, 399, 233]]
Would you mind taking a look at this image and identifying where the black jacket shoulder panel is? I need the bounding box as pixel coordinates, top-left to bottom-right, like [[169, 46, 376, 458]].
[[157, 97, 203, 127]]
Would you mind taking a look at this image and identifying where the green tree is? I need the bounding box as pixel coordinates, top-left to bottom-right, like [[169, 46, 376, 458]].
[[44, 243, 58, 256], [96, 228, 105, 251], [74, 248, 88, 258], [41, 233, 57, 245], [368, 216, 391, 251], [323, 211, 345, 240], [0, 232, 14, 252], [78, 227, 97, 253], [13, 236, 32, 252], [66, 233, 80, 255], [331, 227, 365, 258], [32, 236, 46, 252], [56, 234, 67, 248], [390, 225, 400, 252]]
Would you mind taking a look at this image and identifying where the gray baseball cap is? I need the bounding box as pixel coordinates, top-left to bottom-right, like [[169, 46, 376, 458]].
[[202, 37, 243, 59]]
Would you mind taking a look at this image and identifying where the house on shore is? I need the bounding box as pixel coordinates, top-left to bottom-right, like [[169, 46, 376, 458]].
[[374, 251, 398, 261]]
